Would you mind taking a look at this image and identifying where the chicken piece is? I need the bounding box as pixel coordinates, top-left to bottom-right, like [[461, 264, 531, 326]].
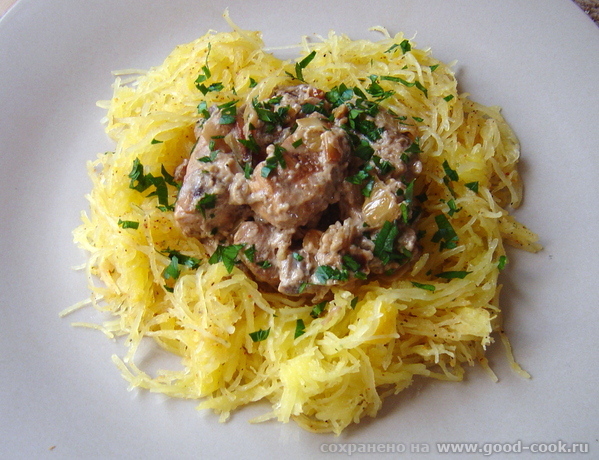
[[174, 110, 251, 240]]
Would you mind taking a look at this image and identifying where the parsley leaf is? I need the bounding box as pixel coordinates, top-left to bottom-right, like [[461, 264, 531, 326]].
[[432, 213, 459, 250], [209, 244, 245, 273], [465, 181, 479, 193], [411, 281, 436, 291], [373, 221, 399, 264], [314, 266, 348, 284], [498, 255, 508, 271], [196, 193, 217, 217], [249, 328, 270, 342], [310, 301, 327, 318], [293, 50, 316, 82], [294, 319, 306, 338], [435, 270, 471, 279], [117, 219, 139, 230]]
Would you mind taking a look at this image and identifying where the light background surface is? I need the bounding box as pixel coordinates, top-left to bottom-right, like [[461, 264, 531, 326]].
[[1, 1, 598, 459]]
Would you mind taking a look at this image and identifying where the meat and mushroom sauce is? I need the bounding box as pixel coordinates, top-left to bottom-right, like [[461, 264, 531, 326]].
[[174, 84, 422, 297]]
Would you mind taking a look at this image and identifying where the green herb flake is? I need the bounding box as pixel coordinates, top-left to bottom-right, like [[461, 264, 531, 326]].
[[405, 137, 421, 154], [342, 254, 361, 272], [373, 221, 399, 264], [432, 213, 459, 250], [314, 266, 348, 284], [435, 270, 471, 279], [350, 297, 359, 309], [443, 94, 455, 102], [411, 281, 436, 291], [162, 255, 181, 281], [238, 134, 259, 153], [244, 244, 256, 263], [249, 327, 270, 342], [384, 39, 411, 54], [465, 181, 479, 193], [293, 50, 316, 82], [294, 319, 306, 338], [292, 138, 303, 148], [498, 255, 508, 271], [161, 249, 201, 270], [151, 138, 163, 145], [310, 301, 327, 318], [209, 244, 245, 273], [257, 260, 272, 269], [196, 193, 217, 217], [261, 144, 287, 178], [442, 160, 459, 182], [117, 219, 139, 230], [292, 252, 304, 262]]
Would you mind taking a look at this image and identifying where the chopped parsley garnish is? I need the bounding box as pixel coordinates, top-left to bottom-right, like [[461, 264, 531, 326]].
[[209, 244, 245, 273], [199, 150, 218, 163], [289, 50, 316, 82], [243, 162, 253, 179], [151, 138, 163, 144], [292, 252, 304, 262], [310, 301, 327, 318], [432, 213, 459, 250], [411, 281, 436, 291], [430, 64, 440, 72], [292, 138, 303, 148], [341, 254, 361, 272], [117, 219, 139, 230], [252, 97, 289, 132], [465, 181, 479, 193], [447, 198, 461, 216], [350, 296, 359, 309], [361, 178, 375, 197], [261, 144, 287, 177], [161, 249, 201, 270], [345, 168, 372, 185], [384, 39, 411, 54], [218, 100, 238, 125], [372, 155, 395, 175], [366, 75, 394, 101], [325, 83, 354, 107], [442, 160, 459, 182], [380, 75, 428, 97], [314, 265, 349, 284], [294, 319, 306, 338], [196, 193, 217, 217], [128, 159, 178, 211], [197, 101, 210, 118], [405, 137, 421, 154], [238, 134, 259, 153], [354, 139, 375, 161], [194, 43, 224, 95], [498, 255, 508, 271], [257, 260, 272, 269], [249, 327, 270, 342], [443, 94, 455, 102], [243, 244, 256, 263], [162, 255, 181, 281], [248, 77, 258, 88], [435, 270, 471, 279], [373, 221, 399, 264]]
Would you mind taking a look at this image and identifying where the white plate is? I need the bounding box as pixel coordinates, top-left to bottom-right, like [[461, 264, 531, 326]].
[[1, 1, 598, 458]]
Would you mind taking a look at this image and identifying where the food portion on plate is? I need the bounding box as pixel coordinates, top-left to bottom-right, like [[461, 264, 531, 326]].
[[69, 16, 540, 434], [174, 82, 422, 297]]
